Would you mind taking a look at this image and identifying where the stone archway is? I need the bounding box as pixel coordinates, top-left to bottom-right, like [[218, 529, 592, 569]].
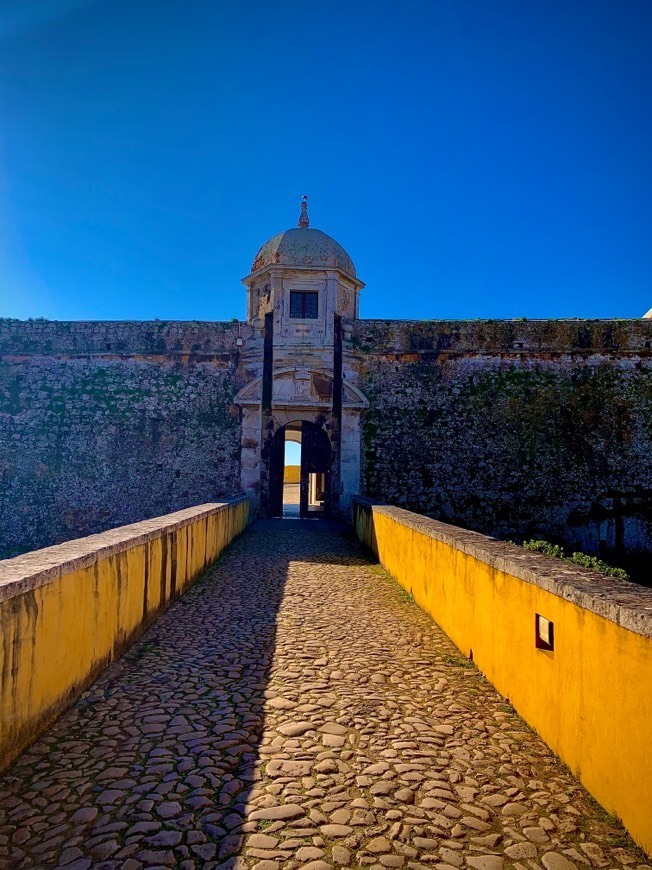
[[234, 369, 368, 518], [267, 420, 333, 518]]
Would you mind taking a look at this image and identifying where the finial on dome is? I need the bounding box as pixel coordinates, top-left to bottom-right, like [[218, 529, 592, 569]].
[[298, 195, 310, 228]]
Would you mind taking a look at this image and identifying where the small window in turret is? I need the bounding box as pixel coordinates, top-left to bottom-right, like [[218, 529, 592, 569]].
[[290, 291, 318, 319]]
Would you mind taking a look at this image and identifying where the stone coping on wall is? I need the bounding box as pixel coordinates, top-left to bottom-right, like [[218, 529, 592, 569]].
[[0, 319, 249, 355], [353, 498, 652, 639], [0, 497, 248, 604], [351, 318, 652, 355], [4, 317, 652, 356]]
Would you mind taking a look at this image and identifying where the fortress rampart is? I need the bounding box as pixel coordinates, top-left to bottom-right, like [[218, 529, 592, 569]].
[[0, 320, 247, 555], [2, 318, 652, 573], [353, 319, 652, 575]]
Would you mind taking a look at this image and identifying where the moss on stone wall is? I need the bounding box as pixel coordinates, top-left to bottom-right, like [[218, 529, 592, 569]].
[[3, 317, 652, 564], [354, 320, 652, 574], [0, 322, 244, 553]]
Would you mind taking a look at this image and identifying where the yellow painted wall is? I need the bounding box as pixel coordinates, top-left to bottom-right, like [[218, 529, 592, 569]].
[[284, 465, 300, 483], [0, 497, 248, 772], [354, 500, 652, 856]]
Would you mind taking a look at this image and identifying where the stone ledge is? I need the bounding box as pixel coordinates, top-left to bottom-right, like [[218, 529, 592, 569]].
[[0, 319, 248, 355], [353, 497, 652, 639], [0, 496, 248, 604], [350, 318, 652, 355]]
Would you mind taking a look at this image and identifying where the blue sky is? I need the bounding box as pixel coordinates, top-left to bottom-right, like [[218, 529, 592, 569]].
[[285, 441, 300, 467], [0, 0, 650, 322]]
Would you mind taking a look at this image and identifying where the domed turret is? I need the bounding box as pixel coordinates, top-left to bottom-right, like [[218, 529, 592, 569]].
[[243, 197, 364, 325], [251, 197, 356, 278]]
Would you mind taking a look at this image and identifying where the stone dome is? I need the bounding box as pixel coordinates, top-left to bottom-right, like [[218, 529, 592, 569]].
[[251, 227, 356, 278]]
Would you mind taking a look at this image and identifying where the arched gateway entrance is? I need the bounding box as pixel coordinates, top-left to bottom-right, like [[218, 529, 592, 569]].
[[234, 368, 368, 520], [235, 198, 369, 518], [268, 421, 332, 518]]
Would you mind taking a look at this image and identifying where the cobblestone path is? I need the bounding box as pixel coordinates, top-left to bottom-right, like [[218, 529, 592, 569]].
[[0, 528, 648, 870]]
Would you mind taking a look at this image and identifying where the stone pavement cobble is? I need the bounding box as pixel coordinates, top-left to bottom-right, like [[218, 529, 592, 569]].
[[0, 527, 648, 870]]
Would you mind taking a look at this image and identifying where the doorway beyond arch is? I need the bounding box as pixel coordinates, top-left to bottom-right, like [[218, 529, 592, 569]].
[[268, 421, 332, 518]]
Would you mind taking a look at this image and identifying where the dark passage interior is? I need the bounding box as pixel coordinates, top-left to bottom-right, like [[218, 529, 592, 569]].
[[269, 421, 332, 519]]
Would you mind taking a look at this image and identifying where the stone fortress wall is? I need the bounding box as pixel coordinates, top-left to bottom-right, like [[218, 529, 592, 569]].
[[353, 318, 652, 575], [0, 320, 247, 555], [2, 317, 652, 573]]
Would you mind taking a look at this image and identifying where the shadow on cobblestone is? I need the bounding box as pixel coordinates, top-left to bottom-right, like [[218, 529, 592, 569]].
[[0, 526, 647, 870], [0, 528, 301, 868]]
